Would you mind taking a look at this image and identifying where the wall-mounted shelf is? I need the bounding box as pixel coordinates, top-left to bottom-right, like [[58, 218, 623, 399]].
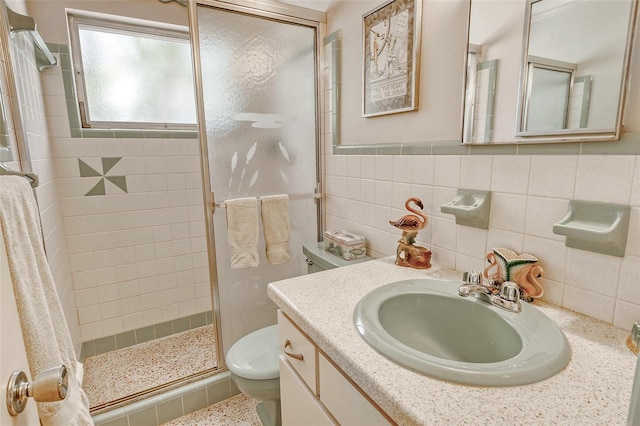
[[553, 200, 630, 257], [440, 189, 492, 229], [6, 6, 57, 72]]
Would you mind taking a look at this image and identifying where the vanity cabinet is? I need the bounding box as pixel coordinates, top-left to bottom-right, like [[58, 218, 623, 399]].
[[277, 310, 394, 425]]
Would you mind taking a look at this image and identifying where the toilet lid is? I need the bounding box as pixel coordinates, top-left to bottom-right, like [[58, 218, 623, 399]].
[[226, 324, 280, 380]]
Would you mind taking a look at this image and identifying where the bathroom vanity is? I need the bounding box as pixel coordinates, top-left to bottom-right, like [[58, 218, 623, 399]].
[[268, 258, 637, 425]]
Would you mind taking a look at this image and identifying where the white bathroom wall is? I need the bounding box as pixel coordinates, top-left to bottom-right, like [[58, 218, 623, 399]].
[[4, 0, 83, 351], [324, 0, 640, 329]]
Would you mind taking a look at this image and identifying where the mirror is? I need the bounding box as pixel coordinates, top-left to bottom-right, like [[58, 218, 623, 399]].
[[464, 0, 638, 144]]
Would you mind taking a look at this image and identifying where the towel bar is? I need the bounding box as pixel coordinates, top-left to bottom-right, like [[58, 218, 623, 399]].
[[213, 192, 322, 213], [0, 163, 39, 188]]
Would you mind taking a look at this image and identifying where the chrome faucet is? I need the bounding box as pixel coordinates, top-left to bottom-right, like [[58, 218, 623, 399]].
[[458, 271, 522, 313]]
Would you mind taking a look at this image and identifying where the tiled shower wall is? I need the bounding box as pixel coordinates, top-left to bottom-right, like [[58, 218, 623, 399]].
[[39, 51, 211, 343], [8, 29, 83, 349]]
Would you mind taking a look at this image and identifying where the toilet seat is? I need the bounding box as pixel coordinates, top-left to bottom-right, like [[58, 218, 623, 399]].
[[226, 324, 280, 380]]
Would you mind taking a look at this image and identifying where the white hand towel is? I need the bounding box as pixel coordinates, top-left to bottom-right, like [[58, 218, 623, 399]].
[[225, 197, 259, 268], [0, 176, 92, 426], [260, 194, 290, 264]]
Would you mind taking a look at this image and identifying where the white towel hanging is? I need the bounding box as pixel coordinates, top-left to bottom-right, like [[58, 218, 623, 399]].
[[225, 197, 260, 269], [260, 194, 290, 265]]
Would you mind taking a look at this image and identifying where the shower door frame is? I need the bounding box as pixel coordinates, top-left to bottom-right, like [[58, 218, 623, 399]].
[[187, 0, 326, 370]]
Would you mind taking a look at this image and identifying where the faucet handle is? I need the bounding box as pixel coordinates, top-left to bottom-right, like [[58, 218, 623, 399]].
[[462, 271, 482, 284], [499, 282, 520, 302]]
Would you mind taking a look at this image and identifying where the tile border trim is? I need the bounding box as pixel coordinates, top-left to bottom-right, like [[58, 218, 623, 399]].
[[80, 311, 214, 360]]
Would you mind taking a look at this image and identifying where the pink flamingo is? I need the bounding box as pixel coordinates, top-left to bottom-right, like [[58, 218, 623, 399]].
[[389, 197, 428, 232]]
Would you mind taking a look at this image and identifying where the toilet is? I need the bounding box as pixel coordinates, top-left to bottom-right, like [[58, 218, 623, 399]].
[[225, 242, 372, 426]]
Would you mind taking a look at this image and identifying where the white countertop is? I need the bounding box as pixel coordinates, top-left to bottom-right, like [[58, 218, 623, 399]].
[[267, 257, 638, 425]]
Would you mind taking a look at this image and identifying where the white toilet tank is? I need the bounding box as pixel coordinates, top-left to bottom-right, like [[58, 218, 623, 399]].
[[303, 242, 372, 274]]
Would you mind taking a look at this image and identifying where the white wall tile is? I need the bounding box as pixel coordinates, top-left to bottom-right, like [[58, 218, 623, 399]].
[[77, 306, 101, 325], [434, 156, 461, 188], [455, 226, 487, 258], [565, 249, 621, 296], [626, 209, 640, 257], [486, 229, 525, 255], [539, 278, 563, 306], [614, 301, 640, 330], [431, 217, 457, 251], [375, 155, 393, 181], [410, 184, 434, 216], [391, 183, 412, 209], [617, 256, 640, 302], [411, 156, 435, 185], [492, 156, 530, 195], [631, 158, 640, 206], [361, 156, 376, 179], [490, 193, 527, 233], [360, 179, 376, 203], [523, 236, 567, 283], [562, 286, 615, 323], [528, 156, 578, 199], [575, 156, 636, 204], [374, 181, 393, 205], [525, 197, 568, 241], [392, 156, 412, 183], [347, 156, 361, 178], [460, 155, 493, 190]]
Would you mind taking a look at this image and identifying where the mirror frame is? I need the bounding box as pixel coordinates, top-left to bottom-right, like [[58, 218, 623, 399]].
[[513, 0, 639, 143]]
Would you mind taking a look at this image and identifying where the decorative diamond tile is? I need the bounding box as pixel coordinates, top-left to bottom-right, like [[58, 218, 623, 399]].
[[79, 157, 128, 196], [78, 159, 102, 177], [86, 178, 106, 196], [106, 176, 127, 193], [102, 157, 122, 174]]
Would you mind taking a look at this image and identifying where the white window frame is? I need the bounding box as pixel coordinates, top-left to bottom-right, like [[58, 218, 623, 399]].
[[67, 11, 197, 131]]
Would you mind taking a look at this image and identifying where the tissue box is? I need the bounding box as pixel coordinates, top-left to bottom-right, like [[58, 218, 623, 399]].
[[323, 230, 367, 260]]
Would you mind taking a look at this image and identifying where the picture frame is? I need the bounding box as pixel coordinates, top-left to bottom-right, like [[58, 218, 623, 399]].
[[362, 0, 422, 117]]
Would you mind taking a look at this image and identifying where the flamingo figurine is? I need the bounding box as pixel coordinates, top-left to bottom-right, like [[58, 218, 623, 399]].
[[389, 197, 428, 233], [390, 197, 432, 269]]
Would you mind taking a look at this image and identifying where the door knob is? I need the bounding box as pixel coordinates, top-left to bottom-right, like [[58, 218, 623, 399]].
[[6, 365, 68, 416]]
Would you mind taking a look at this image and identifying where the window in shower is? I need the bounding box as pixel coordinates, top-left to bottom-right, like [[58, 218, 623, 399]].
[[67, 11, 197, 130]]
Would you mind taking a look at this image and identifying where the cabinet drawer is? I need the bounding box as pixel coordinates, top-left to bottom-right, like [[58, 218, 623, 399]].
[[319, 352, 393, 426], [280, 356, 336, 426], [278, 310, 317, 392]]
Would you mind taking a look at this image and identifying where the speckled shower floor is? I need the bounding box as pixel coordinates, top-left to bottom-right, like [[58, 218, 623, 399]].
[[83, 325, 217, 409], [163, 394, 261, 425]]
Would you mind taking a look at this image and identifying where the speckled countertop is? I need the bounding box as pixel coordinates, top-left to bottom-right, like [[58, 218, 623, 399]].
[[267, 257, 637, 425]]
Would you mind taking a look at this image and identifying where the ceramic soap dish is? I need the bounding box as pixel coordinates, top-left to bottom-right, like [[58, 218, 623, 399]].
[[553, 200, 630, 257]]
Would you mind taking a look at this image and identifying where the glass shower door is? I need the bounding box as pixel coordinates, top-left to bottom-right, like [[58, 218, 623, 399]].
[[192, 1, 320, 355]]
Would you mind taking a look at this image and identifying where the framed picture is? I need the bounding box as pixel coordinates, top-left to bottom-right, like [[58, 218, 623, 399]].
[[362, 0, 422, 117]]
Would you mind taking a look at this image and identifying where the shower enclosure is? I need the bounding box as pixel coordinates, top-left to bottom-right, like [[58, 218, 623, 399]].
[[189, 0, 325, 357]]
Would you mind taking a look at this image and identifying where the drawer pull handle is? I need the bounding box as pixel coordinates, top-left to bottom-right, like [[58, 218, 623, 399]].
[[283, 339, 304, 361]]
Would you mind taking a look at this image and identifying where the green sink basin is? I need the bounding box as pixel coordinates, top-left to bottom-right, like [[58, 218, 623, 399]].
[[353, 279, 571, 386]]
